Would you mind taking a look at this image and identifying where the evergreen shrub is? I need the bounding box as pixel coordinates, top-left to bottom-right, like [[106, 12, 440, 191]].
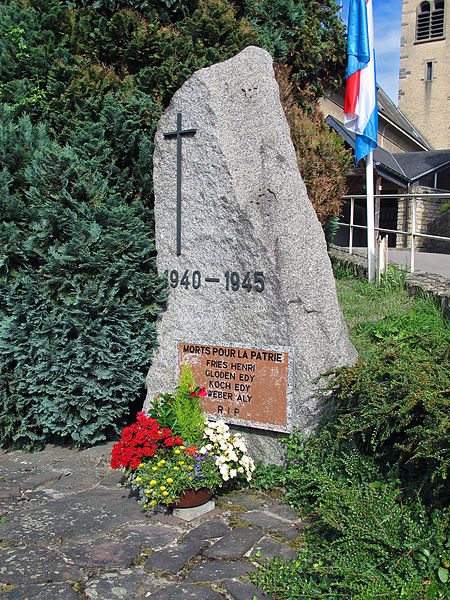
[[0, 101, 167, 449]]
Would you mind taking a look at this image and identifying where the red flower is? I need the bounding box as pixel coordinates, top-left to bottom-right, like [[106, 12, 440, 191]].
[[184, 445, 197, 455], [110, 412, 185, 470]]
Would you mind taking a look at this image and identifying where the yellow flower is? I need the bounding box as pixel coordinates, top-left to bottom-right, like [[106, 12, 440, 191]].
[[173, 466, 179, 471], [174, 449, 181, 455], [145, 489, 151, 494], [152, 466, 158, 471], [180, 445, 185, 449], [152, 491, 157, 497], [178, 461, 185, 466], [188, 466, 193, 471], [166, 478, 173, 483], [160, 460, 166, 465], [150, 480, 157, 486], [143, 504, 147, 508], [162, 491, 169, 496], [150, 500, 157, 506], [160, 485, 166, 491], [135, 477, 142, 482], [139, 463, 144, 467]]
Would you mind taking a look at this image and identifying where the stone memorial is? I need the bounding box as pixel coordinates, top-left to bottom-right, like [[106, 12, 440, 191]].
[[144, 46, 357, 464]]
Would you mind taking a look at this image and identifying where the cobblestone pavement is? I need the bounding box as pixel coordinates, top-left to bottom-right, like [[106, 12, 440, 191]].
[[0, 443, 306, 599]]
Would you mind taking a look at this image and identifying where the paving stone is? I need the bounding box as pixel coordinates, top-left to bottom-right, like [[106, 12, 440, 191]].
[[242, 512, 301, 540], [80, 441, 116, 466], [98, 470, 126, 487], [24, 488, 68, 502], [187, 560, 256, 582], [203, 527, 263, 559], [0, 485, 20, 502], [63, 539, 140, 568], [84, 568, 159, 599], [147, 583, 224, 599], [145, 540, 205, 573], [250, 536, 298, 563], [182, 518, 230, 543], [118, 525, 179, 550], [148, 512, 185, 526], [265, 500, 300, 522], [2, 446, 74, 469], [0, 487, 144, 544], [37, 472, 102, 493], [0, 546, 81, 584], [0, 583, 80, 600], [224, 579, 274, 600], [20, 469, 68, 491], [220, 492, 263, 511]]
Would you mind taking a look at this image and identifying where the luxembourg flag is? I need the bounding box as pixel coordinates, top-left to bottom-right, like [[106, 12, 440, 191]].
[[344, 0, 378, 164]]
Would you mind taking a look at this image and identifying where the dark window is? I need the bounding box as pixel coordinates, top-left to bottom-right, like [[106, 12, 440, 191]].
[[426, 61, 433, 80], [416, 1, 445, 40], [431, 1, 445, 37], [417, 2, 431, 40]]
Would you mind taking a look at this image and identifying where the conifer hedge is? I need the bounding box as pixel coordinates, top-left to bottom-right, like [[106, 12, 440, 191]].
[[0, 0, 347, 448]]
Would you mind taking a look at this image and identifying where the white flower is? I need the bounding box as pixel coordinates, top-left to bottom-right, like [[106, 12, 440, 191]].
[[237, 466, 244, 474], [229, 468, 237, 478], [199, 446, 207, 454]]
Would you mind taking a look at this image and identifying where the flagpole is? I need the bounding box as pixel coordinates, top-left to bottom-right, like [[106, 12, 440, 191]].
[[366, 152, 375, 282]]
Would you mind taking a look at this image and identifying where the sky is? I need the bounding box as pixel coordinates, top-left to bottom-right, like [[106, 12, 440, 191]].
[[340, 0, 404, 104]]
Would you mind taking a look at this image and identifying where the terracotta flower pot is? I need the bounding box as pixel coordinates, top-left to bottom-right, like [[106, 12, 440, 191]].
[[171, 488, 212, 508]]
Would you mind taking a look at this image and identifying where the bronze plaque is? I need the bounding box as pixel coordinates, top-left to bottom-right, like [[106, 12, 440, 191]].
[[177, 341, 292, 432]]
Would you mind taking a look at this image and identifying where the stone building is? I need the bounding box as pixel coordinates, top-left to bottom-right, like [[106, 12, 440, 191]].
[[318, 1, 450, 252], [398, 0, 449, 150]]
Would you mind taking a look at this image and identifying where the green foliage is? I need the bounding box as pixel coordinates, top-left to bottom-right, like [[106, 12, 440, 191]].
[[276, 63, 353, 224], [243, 0, 305, 60], [0, 96, 167, 449], [324, 341, 449, 487], [172, 363, 205, 445], [250, 277, 450, 599], [148, 393, 178, 432], [251, 427, 449, 599]]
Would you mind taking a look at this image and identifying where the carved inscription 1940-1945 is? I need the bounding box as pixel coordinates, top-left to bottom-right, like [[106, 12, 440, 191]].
[[177, 341, 293, 433]]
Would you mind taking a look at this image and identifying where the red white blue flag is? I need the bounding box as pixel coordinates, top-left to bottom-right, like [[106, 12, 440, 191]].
[[344, 0, 378, 164]]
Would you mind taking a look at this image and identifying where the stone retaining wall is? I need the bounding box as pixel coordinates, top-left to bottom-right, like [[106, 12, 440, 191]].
[[396, 188, 449, 251], [329, 247, 450, 318]]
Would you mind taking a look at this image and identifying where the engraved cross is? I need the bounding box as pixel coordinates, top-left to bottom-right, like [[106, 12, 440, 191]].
[[163, 112, 197, 256]]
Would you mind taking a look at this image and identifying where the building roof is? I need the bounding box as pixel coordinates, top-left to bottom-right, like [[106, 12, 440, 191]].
[[393, 150, 450, 182], [326, 115, 450, 187]]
